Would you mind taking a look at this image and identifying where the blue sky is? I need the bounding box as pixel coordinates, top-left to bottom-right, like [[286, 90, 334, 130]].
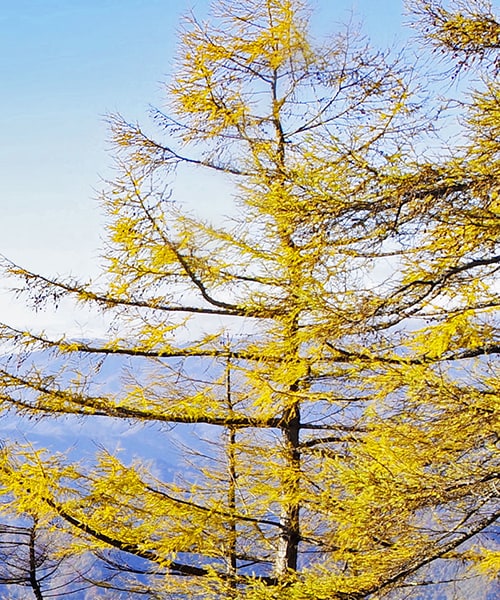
[[0, 0, 407, 328]]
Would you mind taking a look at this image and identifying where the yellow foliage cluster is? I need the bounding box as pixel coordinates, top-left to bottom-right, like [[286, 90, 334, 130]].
[[0, 0, 498, 598]]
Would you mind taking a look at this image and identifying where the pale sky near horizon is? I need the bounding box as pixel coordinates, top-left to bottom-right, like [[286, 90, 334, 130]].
[[0, 0, 408, 329]]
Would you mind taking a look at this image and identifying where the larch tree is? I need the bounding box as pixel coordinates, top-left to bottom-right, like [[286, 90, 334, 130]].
[[0, 0, 498, 598], [0, 515, 98, 599]]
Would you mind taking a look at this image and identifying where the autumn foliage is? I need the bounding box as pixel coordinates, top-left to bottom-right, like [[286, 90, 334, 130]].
[[0, 1, 498, 598]]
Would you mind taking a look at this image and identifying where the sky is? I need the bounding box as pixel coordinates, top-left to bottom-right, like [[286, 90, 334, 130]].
[[0, 0, 408, 330]]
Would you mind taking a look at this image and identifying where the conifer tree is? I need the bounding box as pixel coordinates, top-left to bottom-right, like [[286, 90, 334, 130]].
[[0, 516, 97, 599], [0, 1, 498, 598]]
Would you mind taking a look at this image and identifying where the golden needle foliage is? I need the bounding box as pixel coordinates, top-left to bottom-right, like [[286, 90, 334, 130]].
[[0, 1, 498, 598]]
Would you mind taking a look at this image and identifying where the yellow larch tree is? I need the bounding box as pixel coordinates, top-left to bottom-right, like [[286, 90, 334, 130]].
[[0, 0, 498, 598]]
